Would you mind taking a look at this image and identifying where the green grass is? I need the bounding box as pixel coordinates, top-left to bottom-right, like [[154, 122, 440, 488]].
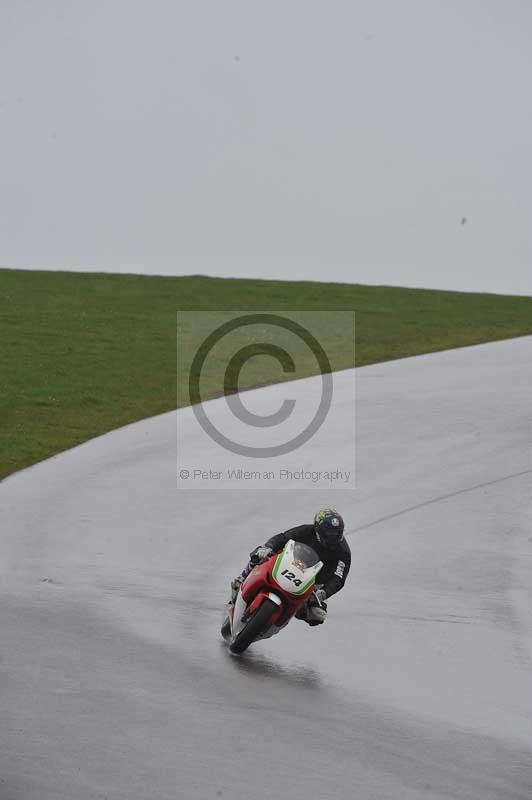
[[1, 268, 532, 480]]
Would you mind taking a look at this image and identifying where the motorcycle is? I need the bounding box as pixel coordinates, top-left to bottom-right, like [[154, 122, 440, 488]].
[[221, 539, 324, 654]]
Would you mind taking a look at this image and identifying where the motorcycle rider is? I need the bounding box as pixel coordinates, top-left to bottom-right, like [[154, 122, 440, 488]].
[[231, 509, 350, 626]]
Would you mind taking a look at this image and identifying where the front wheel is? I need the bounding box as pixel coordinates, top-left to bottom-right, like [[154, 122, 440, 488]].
[[229, 598, 278, 654]]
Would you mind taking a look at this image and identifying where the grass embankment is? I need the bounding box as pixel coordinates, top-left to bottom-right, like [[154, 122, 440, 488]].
[[1, 268, 532, 480]]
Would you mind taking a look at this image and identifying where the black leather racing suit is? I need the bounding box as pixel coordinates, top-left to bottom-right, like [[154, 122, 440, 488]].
[[264, 524, 351, 598]]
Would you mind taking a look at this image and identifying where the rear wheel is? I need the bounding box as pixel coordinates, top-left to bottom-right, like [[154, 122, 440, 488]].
[[229, 598, 278, 654], [220, 615, 231, 640]]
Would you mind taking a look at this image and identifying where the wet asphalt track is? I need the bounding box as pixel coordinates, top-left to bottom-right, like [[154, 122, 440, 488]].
[[1, 337, 532, 799]]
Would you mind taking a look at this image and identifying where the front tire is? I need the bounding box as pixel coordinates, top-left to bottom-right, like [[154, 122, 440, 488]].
[[229, 598, 278, 654]]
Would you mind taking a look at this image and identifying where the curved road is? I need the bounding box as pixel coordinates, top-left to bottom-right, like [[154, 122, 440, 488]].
[[1, 337, 532, 799]]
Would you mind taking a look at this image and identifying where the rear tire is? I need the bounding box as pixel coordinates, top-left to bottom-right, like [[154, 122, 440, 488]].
[[220, 615, 231, 640], [229, 598, 278, 654]]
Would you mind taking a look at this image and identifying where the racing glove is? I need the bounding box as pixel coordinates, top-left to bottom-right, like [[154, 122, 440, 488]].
[[313, 588, 327, 606], [249, 545, 273, 564], [307, 593, 327, 626]]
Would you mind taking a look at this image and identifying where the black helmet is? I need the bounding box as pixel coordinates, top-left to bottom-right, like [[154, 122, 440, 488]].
[[314, 508, 345, 548]]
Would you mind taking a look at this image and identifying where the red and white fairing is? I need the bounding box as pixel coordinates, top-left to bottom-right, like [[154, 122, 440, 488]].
[[223, 539, 323, 652]]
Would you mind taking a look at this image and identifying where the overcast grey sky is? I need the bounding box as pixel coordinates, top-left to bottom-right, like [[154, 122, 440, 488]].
[[1, 0, 531, 294]]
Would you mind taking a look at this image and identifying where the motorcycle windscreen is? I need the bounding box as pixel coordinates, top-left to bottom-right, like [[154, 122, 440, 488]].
[[291, 541, 320, 569], [272, 540, 323, 595]]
